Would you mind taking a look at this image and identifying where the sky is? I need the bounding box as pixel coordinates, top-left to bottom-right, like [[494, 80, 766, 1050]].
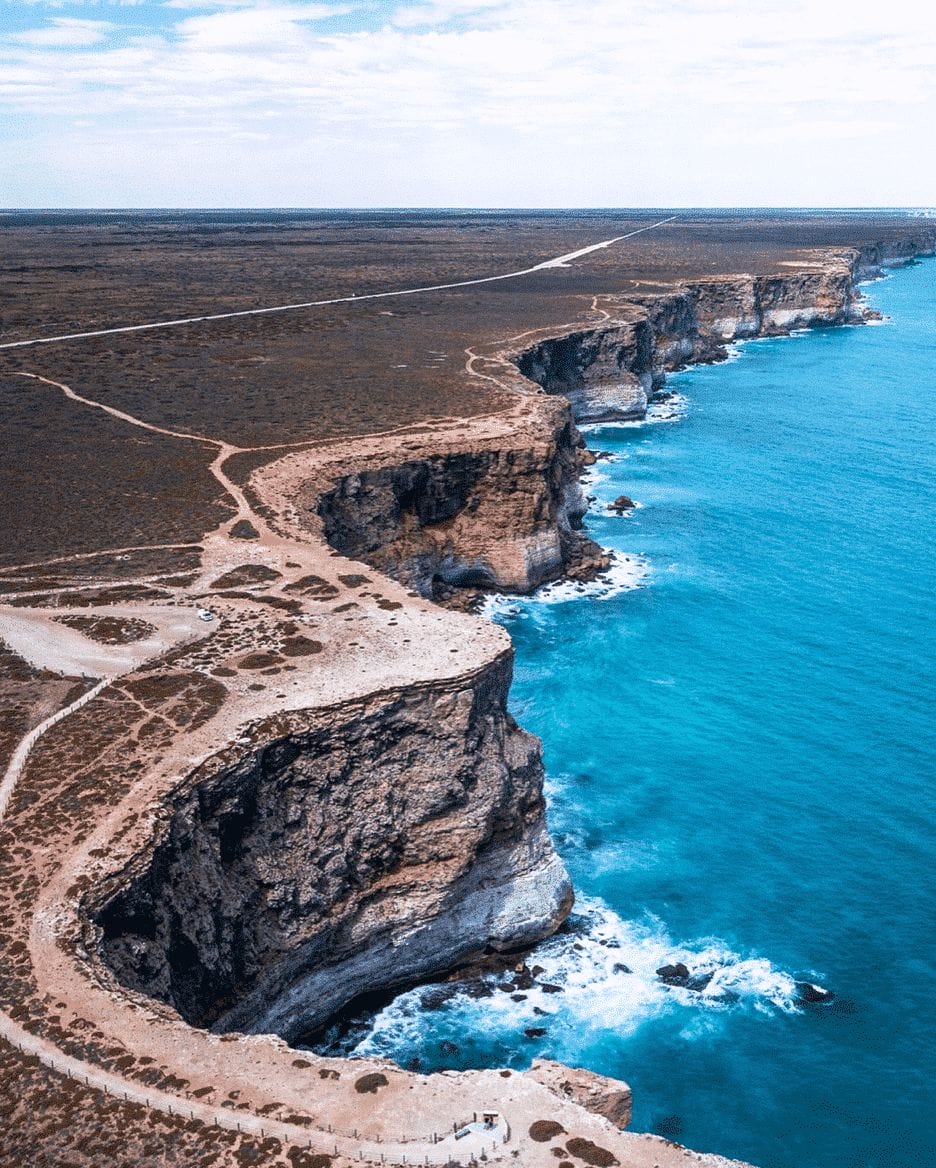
[[0, 0, 934, 207]]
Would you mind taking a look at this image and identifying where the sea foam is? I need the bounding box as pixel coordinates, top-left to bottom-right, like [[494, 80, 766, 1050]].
[[337, 897, 804, 1068]]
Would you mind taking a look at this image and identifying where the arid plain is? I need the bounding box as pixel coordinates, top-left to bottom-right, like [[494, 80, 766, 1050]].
[[1, 210, 933, 1168]]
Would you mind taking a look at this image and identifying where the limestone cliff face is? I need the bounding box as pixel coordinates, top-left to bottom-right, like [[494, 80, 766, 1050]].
[[513, 244, 935, 426], [312, 243, 936, 602], [316, 402, 607, 597], [857, 228, 936, 278], [87, 650, 572, 1042], [632, 291, 704, 380], [514, 316, 655, 422]]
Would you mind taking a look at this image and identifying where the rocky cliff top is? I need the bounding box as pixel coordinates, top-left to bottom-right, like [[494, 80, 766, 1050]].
[[2, 213, 933, 1168]]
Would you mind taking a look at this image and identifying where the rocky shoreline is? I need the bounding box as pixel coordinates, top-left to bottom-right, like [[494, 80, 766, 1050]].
[[511, 242, 929, 427], [2, 227, 933, 1168]]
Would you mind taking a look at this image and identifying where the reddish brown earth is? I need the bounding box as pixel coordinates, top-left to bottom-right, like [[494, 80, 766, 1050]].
[[1, 210, 932, 1168]]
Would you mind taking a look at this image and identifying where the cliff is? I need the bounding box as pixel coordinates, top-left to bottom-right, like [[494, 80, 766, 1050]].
[[857, 229, 936, 277], [514, 309, 657, 423], [88, 649, 572, 1042], [311, 397, 608, 599], [288, 244, 936, 606], [511, 241, 936, 425], [7, 230, 932, 1168]]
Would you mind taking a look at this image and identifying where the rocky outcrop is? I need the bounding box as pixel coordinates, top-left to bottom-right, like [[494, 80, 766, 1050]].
[[88, 650, 573, 1042], [514, 314, 655, 422], [529, 1059, 633, 1129], [315, 401, 607, 597]]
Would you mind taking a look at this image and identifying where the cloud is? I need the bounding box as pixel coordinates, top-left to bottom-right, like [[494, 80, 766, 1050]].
[[389, 0, 507, 28], [10, 18, 114, 46], [0, 0, 934, 205], [172, 4, 352, 48]]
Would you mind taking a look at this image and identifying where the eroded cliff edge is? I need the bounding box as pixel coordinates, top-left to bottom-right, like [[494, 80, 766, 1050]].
[[88, 650, 572, 1042], [13, 237, 928, 1168], [85, 242, 936, 1046], [313, 399, 607, 599], [512, 242, 935, 425], [295, 244, 934, 608]]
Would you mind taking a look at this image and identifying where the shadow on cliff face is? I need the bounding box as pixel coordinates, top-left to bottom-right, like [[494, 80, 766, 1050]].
[[86, 651, 572, 1042], [313, 416, 605, 600]]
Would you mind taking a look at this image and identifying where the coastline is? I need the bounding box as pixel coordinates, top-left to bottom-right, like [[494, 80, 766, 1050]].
[[1, 226, 934, 1168]]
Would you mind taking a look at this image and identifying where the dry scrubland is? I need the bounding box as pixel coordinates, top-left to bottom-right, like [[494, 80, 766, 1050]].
[[0, 210, 932, 1168], [2, 210, 928, 561]]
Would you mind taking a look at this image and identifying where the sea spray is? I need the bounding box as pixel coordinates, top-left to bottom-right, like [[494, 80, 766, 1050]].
[[324, 897, 804, 1069]]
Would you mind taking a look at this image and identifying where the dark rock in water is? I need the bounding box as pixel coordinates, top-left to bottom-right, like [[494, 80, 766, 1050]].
[[540, 982, 564, 994], [463, 978, 493, 1000], [439, 1039, 459, 1055], [686, 971, 714, 992], [656, 963, 691, 987], [511, 993, 528, 1002], [421, 984, 459, 1010], [513, 965, 535, 991], [497, 981, 516, 994], [533, 1006, 548, 1016], [608, 495, 636, 513], [524, 1027, 547, 1039], [796, 981, 835, 1004], [531, 965, 545, 977], [612, 963, 632, 976], [712, 989, 740, 1005]]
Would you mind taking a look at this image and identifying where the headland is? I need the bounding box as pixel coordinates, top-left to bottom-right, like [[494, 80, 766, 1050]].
[[1, 210, 933, 1168]]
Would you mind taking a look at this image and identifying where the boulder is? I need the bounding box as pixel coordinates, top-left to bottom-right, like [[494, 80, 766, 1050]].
[[796, 981, 835, 1004], [655, 962, 690, 987]]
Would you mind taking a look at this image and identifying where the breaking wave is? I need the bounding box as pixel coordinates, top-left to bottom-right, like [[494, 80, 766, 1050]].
[[320, 897, 813, 1068]]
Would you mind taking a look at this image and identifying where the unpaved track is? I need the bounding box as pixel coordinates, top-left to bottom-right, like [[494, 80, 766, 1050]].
[[0, 217, 686, 1166], [0, 218, 677, 351]]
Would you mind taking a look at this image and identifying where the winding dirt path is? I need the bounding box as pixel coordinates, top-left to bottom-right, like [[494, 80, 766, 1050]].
[[0, 372, 512, 1162], [0, 215, 689, 1166], [0, 621, 504, 1158]]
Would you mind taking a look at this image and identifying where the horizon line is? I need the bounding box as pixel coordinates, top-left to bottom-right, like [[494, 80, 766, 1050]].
[[2, 205, 935, 214]]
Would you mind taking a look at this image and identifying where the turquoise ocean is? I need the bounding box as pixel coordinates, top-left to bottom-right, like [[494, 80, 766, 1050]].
[[321, 260, 936, 1168]]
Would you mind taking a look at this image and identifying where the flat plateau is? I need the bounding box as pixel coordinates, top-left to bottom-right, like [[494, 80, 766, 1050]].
[[1, 210, 933, 1168]]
